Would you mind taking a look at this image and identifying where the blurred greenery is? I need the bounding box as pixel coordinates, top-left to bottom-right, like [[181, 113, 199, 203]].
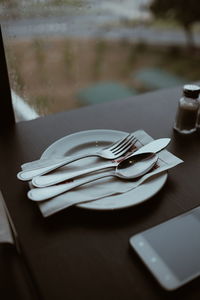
[[50, 0, 83, 6], [34, 94, 54, 115], [33, 39, 45, 66], [92, 40, 107, 79], [2, 0, 200, 115], [6, 45, 25, 93], [150, 0, 200, 50], [7, 36, 200, 115], [63, 41, 74, 79]]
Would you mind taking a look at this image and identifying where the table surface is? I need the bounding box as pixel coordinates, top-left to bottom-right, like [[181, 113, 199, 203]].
[[1, 85, 200, 300]]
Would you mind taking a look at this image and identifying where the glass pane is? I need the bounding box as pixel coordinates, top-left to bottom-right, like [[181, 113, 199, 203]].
[[1, 0, 200, 120]]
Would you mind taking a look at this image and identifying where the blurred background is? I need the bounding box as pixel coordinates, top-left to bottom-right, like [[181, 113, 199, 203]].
[[1, 0, 200, 119]]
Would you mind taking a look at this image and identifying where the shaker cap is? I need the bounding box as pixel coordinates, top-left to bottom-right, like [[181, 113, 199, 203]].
[[183, 84, 200, 99]]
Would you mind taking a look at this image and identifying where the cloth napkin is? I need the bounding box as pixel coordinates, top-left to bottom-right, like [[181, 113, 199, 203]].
[[31, 130, 183, 217]]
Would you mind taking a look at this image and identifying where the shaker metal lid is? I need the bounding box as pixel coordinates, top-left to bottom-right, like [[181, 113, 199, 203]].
[[183, 84, 200, 99]]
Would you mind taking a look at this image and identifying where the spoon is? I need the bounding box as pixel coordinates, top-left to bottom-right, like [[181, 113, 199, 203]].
[[28, 152, 158, 201]]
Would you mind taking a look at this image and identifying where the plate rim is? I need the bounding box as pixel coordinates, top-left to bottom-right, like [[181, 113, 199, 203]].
[[77, 172, 168, 211], [41, 129, 128, 158]]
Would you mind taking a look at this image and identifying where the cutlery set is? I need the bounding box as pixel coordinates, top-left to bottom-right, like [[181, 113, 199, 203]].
[[18, 133, 137, 180], [17, 133, 171, 202]]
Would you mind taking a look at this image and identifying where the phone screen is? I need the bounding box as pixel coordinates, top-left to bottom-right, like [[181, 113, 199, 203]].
[[130, 206, 200, 290]]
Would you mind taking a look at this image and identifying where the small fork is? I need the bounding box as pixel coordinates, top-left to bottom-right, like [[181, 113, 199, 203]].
[[17, 133, 136, 181]]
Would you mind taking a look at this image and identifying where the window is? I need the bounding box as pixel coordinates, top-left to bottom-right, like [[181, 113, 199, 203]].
[[1, 0, 200, 121]]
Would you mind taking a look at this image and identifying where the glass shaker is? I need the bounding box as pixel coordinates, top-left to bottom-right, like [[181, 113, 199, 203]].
[[174, 84, 200, 134]]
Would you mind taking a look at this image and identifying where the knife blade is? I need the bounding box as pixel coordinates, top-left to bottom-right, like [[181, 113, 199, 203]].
[[133, 138, 171, 156]]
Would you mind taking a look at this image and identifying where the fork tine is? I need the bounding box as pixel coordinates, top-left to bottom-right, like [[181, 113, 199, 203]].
[[115, 140, 135, 156], [111, 135, 135, 152], [114, 136, 136, 155], [109, 133, 134, 151], [108, 133, 132, 151]]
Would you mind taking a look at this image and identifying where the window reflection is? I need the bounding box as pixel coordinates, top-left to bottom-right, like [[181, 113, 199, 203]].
[[1, 0, 200, 120]]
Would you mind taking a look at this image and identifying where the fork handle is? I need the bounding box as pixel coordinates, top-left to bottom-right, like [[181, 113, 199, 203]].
[[17, 153, 98, 181], [28, 172, 114, 201], [32, 161, 118, 187]]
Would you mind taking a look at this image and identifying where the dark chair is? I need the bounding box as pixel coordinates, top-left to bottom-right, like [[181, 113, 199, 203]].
[[0, 25, 15, 132], [0, 25, 41, 299]]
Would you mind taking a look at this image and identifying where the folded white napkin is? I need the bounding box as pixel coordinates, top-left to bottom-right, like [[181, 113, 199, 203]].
[[35, 130, 183, 217]]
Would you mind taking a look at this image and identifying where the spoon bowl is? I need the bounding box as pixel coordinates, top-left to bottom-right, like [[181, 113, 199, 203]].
[[116, 152, 158, 179]]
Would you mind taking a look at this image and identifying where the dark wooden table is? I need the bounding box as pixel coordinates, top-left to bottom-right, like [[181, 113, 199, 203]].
[[1, 86, 200, 300]]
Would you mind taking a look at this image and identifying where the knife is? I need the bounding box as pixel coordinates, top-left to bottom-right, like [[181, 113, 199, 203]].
[[133, 138, 170, 155], [31, 138, 171, 188]]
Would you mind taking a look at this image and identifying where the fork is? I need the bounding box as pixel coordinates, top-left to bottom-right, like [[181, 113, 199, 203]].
[[17, 133, 136, 181]]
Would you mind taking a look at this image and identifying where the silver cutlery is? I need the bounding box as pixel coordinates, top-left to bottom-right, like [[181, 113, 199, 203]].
[[17, 133, 136, 181], [28, 152, 158, 201], [32, 138, 170, 187]]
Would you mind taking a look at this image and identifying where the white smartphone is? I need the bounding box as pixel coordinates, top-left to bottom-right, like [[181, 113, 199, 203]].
[[129, 206, 200, 291]]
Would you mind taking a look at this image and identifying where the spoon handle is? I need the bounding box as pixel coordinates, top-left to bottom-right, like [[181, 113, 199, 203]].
[[28, 172, 114, 201], [17, 153, 98, 181], [32, 161, 118, 187]]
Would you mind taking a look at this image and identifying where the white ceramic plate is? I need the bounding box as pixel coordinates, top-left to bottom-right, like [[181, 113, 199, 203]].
[[41, 129, 167, 211]]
